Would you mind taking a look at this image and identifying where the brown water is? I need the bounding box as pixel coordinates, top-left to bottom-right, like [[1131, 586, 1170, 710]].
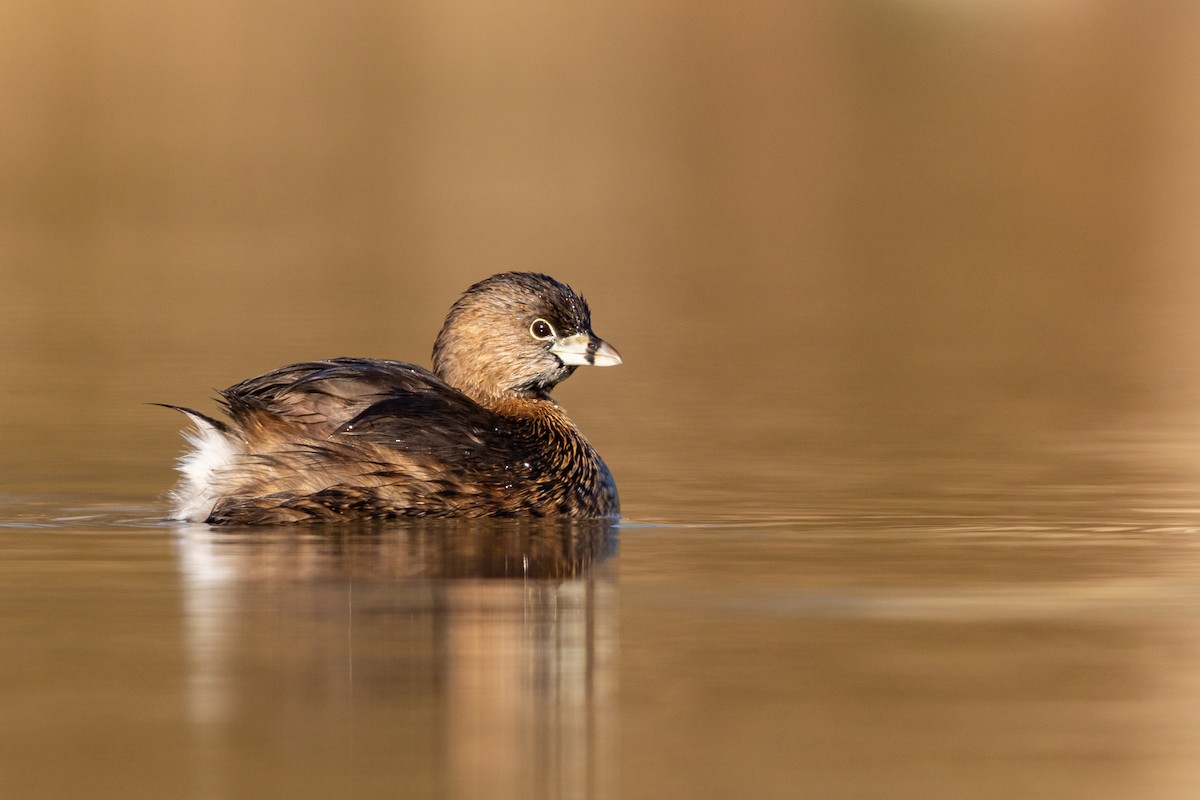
[[5, 2, 1200, 798]]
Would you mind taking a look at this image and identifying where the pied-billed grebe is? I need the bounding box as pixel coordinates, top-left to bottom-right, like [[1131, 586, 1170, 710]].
[[165, 272, 621, 524]]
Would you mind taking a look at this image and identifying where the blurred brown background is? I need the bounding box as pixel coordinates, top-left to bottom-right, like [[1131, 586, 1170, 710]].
[[6, 7, 1200, 799], [2, 1, 1199, 514]]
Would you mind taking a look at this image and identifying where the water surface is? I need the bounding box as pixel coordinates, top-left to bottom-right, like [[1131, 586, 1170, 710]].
[[5, 433, 1200, 800], [5, 1, 1200, 798]]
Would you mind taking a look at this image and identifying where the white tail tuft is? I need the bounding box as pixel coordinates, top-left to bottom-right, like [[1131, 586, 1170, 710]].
[[169, 414, 240, 522]]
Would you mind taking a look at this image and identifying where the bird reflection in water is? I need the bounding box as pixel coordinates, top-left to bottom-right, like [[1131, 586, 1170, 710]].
[[173, 519, 618, 800]]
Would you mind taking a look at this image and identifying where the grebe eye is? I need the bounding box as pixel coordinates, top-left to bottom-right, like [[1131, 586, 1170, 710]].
[[530, 319, 555, 340]]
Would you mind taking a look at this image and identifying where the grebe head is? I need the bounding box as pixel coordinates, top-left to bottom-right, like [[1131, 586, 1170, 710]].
[[432, 272, 621, 404]]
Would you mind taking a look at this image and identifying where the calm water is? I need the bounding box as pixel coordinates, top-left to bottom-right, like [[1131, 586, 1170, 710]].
[[6, 426, 1200, 799], [6, 1, 1200, 798]]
